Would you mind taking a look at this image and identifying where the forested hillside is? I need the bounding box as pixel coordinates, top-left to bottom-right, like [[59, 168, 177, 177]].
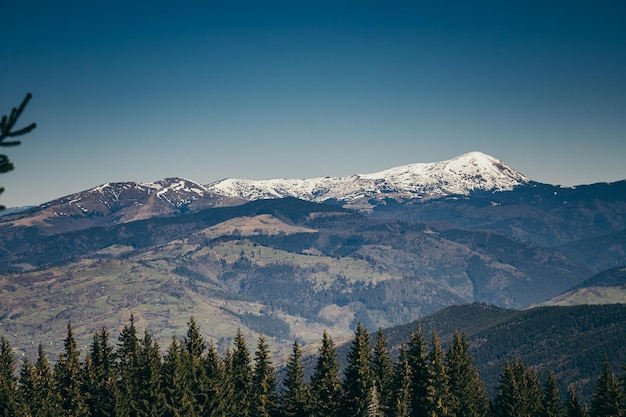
[[363, 303, 626, 401], [1, 315, 625, 417]]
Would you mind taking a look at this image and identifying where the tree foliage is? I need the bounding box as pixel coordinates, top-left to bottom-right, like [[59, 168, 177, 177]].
[[280, 340, 309, 417], [447, 330, 490, 417], [309, 330, 342, 417], [494, 358, 543, 417], [590, 359, 625, 417], [342, 322, 373, 417], [0, 93, 37, 210], [0, 317, 624, 417]]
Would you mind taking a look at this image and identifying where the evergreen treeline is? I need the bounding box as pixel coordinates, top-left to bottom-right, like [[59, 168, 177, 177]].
[[1, 316, 625, 417]]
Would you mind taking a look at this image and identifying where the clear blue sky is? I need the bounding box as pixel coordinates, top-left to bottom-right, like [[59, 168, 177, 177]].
[[1, 1, 625, 207]]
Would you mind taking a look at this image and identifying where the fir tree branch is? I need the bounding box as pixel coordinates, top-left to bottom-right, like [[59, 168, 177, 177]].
[[0, 92, 37, 146]]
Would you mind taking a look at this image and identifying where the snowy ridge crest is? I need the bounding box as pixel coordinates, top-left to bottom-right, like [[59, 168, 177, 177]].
[[33, 178, 213, 221], [206, 152, 530, 206], [58, 177, 209, 209]]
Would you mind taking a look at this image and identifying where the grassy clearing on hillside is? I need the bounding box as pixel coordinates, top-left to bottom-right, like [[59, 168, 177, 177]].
[[542, 286, 626, 306]]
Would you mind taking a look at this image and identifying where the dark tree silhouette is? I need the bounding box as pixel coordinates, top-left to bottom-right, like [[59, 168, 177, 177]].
[[1, 93, 37, 210]]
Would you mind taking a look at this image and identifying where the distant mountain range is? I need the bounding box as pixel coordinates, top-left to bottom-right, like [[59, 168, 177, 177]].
[[0, 151, 625, 361], [205, 151, 530, 208]]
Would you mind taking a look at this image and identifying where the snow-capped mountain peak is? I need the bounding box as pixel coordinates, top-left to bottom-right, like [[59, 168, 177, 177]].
[[6, 178, 220, 232], [205, 152, 529, 208], [58, 177, 209, 211]]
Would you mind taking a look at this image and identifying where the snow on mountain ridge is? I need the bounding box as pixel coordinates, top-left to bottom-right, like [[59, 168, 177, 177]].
[[206, 152, 530, 205], [41, 177, 209, 213]]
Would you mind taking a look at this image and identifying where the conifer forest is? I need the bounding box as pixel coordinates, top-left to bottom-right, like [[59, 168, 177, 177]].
[[1, 316, 625, 417]]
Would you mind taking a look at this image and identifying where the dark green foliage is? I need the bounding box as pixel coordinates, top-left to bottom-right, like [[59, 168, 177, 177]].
[[17, 356, 36, 416], [366, 381, 382, 417], [590, 360, 625, 417], [309, 330, 342, 417], [201, 340, 222, 417], [0, 93, 37, 210], [408, 323, 432, 417], [84, 327, 117, 417], [342, 322, 373, 417], [4, 314, 626, 417], [446, 330, 490, 417], [0, 336, 18, 417], [566, 385, 589, 417], [32, 344, 61, 417], [230, 328, 253, 417], [372, 328, 394, 416], [280, 340, 309, 417], [116, 314, 141, 416], [213, 348, 236, 417], [391, 345, 413, 417], [543, 371, 563, 417], [183, 316, 206, 358], [251, 334, 279, 417], [429, 330, 453, 417], [182, 317, 209, 416], [381, 303, 626, 401], [136, 330, 165, 417], [161, 337, 198, 417], [235, 312, 291, 340], [494, 358, 544, 417], [54, 323, 89, 417]]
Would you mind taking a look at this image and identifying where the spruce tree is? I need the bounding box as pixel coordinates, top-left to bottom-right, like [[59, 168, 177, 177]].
[[17, 355, 35, 417], [366, 381, 382, 417], [32, 344, 61, 417], [201, 340, 223, 417], [182, 317, 208, 416], [136, 330, 165, 417], [54, 323, 88, 417], [408, 323, 432, 417], [280, 340, 309, 417], [590, 359, 624, 417], [494, 358, 543, 417], [231, 328, 253, 417], [446, 330, 490, 417], [309, 330, 342, 417], [566, 385, 588, 417], [84, 327, 117, 417], [116, 314, 141, 416], [161, 336, 198, 417], [212, 347, 236, 417], [372, 328, 394, 416], [342, 322, 373, 417], [494, 359, 518, 417], [184, 316, 206, 358], [542, 370, 563, 417], [251, 334, 279, 417], [0, 336, 17, 417], [429, 330, 452, 417], [392, 345, 413, 417]]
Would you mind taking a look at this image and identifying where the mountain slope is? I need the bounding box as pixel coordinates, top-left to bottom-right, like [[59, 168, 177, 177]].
[[0, 177, 239, 236], [541, 265, 626, 306], [370, 180, 626, 247], [348, 303, 626, 402], [558, 229, 626, 271]]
